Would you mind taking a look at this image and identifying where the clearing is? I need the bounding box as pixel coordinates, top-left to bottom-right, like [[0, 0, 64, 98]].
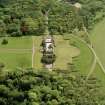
[[91, 18, 105, 69], [0, 35, 80, 70], [0, 37, 32, 69], [33, 35, 80, 70]]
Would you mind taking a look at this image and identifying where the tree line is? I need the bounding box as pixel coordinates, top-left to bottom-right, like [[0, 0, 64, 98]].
[[0, 0, 105, 37], [0, 69, 105, 105]]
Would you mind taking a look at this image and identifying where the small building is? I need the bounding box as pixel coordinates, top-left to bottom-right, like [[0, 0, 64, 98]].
[[41, 36, 55, 53], [41, 35, 56, 70], [45, 37, 53, 52], [74, 2, 82, 9]]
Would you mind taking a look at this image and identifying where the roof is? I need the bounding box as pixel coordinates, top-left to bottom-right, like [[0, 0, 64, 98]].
[[45, 38, 52, 43], [74, 3, 82, 9]]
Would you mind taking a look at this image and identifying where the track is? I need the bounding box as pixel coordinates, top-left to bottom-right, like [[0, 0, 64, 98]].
[[86, 56, 97, 80], [71, 35, 105, 78], [32, 36, 35, 68]]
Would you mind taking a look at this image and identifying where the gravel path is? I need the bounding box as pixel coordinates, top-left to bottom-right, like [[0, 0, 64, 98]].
[[32, 37, 35, 68]]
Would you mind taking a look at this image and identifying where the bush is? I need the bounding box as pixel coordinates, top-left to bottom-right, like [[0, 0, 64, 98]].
[[41, 54, 56, 64], [0, 62, 5, 70], [1, 39, 8, 45], [69, 38, 76, 46], [0, 69, 104, 105], [11, 31, 22, 37]]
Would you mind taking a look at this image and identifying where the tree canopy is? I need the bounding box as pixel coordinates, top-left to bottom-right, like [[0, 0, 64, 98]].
[[0, 0, 105, 36], [0, 69, 105, 105]]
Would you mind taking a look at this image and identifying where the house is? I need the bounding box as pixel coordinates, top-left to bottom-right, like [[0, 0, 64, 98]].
[[41, 35, 56, 70], [41, 36, 55, 53]]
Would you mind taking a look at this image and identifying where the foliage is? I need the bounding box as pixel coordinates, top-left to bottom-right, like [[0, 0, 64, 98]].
[[0, 62, 5, 70], [1, 39, 8, 45], [0, 69, 105, 105], [1, 0, 104, 36], [41, 53, 56, 64]]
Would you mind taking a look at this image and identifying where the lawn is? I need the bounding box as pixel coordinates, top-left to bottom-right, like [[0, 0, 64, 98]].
[[33, 36, 43, 69], [0, 36, 32, 70], [63, 34, 105, 90], [91, 64, 105, 90], [54, 35, 80, 70], [63, 35, 94, 74], [91, 18, 105, 69], [0, 52, 32, 70], [90, 18, 105, 89], [0, 36, 32, 49], [33, 35, 80, 70], [0, 35, 96, 74]]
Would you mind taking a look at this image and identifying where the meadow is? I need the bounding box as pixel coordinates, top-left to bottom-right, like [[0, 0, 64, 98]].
[[90, 18, 105, 89], [0, 37, 32, 70], [0, 35, 80, 70], [91, 18, 105, 69], [1, 34, 104, 86], [33, 35, 80, 70]]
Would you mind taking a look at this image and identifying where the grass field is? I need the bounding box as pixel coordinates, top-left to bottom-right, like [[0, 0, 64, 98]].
[[73, 38, 93, 74], [0, 35, 80, 70], [0, 36, 32, 69], [0, 34, 98, 77], [91, 18, 105, 69], [63, 35, 94, 74], [0, 52, 32, 69], [0, 36, 32, 49], [90, 18, 105, 89], [33, 35, 80, 70], [54, 35, 80, 70], [33, 36, 42, 69], [91, 63, 105, 90]]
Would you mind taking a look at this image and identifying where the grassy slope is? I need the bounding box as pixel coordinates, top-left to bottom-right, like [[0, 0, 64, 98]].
[[33, 34, 94, 73], [91, 63, 105, 89], [0, 36, 32, 49], [91, 18, 105, 68], [34, 36, 42, 69], [0, 53, 31, 69], [54, 35, 80, 70], [0, 37, 32, 69], [90, 18, 105, 89], [0, 35, 94, 74], [70, 36, 94, 75], [33, 35, 80, 70]]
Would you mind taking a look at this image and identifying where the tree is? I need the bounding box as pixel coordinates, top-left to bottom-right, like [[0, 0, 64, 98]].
[[1, 39, 8, 45], [41, 53, 56, 64], [0, 69, 105, 105]]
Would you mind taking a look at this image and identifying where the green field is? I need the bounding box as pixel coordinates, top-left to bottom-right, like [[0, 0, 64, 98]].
[[34, 36, 43, 69], [0, 36, 32, 49], [0, 35, 80, 70], [0, 52, 32, 69], [63, 35, 94, 74], [2, 34, 105, 90], [0, 34, 101, 80], [33, 35, 80, 70], [54, 35, 80, 70], [0, 37, 32, 69], [91, 18, 105, 69], [90, 18, 105, 89], [73, 38, 94, 74], [91, 63, 105, 90]]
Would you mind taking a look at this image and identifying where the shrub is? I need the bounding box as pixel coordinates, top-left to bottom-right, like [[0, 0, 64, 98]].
[[0, 62, 5, 70], [1, 39, 8, 45], [41, 54, 56, 64]]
